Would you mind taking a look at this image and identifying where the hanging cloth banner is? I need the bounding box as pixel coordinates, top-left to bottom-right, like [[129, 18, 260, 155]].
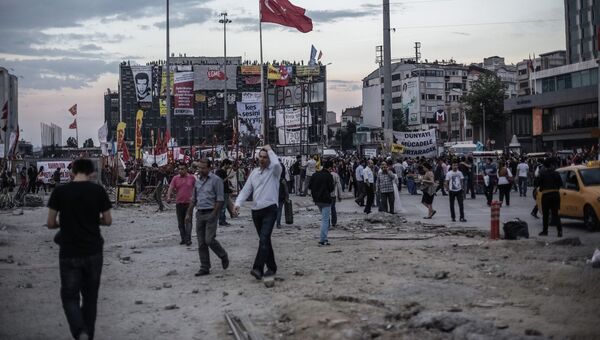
[[241, 92, 263, 103], [116, 122, 126, 151], [135, 110, 143, 159], [174, 72, 194, 116], [236, 102, 263, 138], [267, 65, 280, 80], [130, 66, 153, 103], [193, 65, 237, 90], [240, 65, 262, 75], [392, 129, 437, 158], [275, 107, 312, 144], [296, 65, 320, 77]]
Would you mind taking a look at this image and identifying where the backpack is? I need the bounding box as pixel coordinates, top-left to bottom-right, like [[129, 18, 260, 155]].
[[503, 218, 529, 240]]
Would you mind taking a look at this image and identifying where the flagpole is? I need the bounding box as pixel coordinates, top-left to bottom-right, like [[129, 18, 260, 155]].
[[75, 118, 79, 148], [259, 8, 266, 144]]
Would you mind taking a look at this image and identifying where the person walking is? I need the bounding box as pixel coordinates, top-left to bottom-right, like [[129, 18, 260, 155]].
[[363, 160, 375, 214], [234, 145, 281, 280], [420, 162, 436, 219], [27, 164, 37, 194], [538, 158, 563, 237], [291, 155, 301, 195], [482, 158, 497, 206], [497, 161, 513, 206], [354, 160, 366, 206], [517, 158, 529, 197], [153, 164, 166, 212], [392, 159, 404, 192], [276, 160, 289, 229], [434, 159, 448, 196], [46, 158, 112, 340], [445, 160, 467, 222], [330, 164, 343, 227], [304, 155, 317, 195], [376, 161, 397, 214], [216, 159, 234, 226], [166, 163, 196, 246], [309, 160, 335, 245], [36, 166, 47, 194], [185, 159, 229, 276]]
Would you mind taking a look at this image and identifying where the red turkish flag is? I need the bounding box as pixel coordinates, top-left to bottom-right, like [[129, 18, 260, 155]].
[[69, 119, 77, 129], [260, 0, 313, 33], [68, 104, 77, 116]]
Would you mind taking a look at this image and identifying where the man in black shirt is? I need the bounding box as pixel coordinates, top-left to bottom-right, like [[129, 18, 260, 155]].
[[47, 158, 112, 340], [309, 160, 335, 245], [538, 158, 563, 237]]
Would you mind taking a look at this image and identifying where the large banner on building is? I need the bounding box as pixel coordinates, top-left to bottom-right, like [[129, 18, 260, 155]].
[[267, 82, 325, 107], [393, 129, 437, 158], [160, 68, 174, 96], [174, 72, 194, 116], [275, 108, 312, 144], [193, 65, 237, 90], [401, 78, 421, 126], [236, 102, 262, 138], [135, 110, 143, 159], [130, 66, 153, 103], [240, 65, 261, 75], [296, 65, 320, 77], [532, 107, 542, 136]]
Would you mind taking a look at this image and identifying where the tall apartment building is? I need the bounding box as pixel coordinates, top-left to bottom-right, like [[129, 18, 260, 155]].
[[565, 0, 600, 64]]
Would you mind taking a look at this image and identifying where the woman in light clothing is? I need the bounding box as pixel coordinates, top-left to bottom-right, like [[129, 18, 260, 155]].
[[419, 163, 436, 219], [497, 161, 513, 206], [330, 167, 343, 227]]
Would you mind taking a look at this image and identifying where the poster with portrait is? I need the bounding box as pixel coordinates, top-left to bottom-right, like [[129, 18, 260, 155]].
[[401, 78, 421, 126], [130, 66, 153, 103]]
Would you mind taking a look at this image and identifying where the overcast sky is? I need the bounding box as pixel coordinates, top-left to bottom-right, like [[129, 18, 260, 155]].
[[0, 0, 565, 146]]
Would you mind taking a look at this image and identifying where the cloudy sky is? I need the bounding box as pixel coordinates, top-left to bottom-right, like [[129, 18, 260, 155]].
[[0, 0, 564, 146]]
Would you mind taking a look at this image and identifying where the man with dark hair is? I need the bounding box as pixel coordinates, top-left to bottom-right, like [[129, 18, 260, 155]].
[[538, 158, 563, 237], [167, 163, 196, 246], [445, 160, 466, 222], [215, 159, 233, 226], [309, 160, 335, 245], [46, 158, 112, 340], [134, 72, 151, 101], [186, 159, 229, 276], [376, 161, 397, 214], [234, 145, 281, 280]]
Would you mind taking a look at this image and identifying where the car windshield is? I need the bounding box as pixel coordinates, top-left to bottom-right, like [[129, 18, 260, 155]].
[[579, 168, 600, 186]]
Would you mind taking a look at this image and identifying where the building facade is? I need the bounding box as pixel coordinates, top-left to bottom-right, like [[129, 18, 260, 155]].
[[111, 57, 327, 154], [565, 0, 600, 64]]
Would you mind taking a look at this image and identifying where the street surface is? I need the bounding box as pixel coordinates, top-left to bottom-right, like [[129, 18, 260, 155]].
[[1, 190, 599, 339]]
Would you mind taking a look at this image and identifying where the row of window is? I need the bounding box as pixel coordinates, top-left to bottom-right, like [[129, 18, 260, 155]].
[[541, 68, 598, 93], [542, 103, 598, 132]]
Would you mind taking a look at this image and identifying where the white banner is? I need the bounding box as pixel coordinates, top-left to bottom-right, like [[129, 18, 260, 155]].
[[98, 122, 108, 143], [236, 102, 262, 138], [143, 152, 168, 167], [393, 129, 437, 158], [275, 108, 312, 144], [174, 72, 194, 116], [130, 66, 153, 103], [36, 160, 72, 184], [401, 78, 421, 126], [241, 92, 263, 103]]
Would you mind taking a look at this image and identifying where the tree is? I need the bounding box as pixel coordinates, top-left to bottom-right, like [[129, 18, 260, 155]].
[[66, 137, 78, 148], [83, 138, 94, 148], [464, 74, 507, 139]]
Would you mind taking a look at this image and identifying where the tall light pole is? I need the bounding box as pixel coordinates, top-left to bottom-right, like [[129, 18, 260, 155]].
[[480, 102, 486, 149], [382, 0, 393, 130], [219, 12, 232, 121], [165, 0, 172, 138]]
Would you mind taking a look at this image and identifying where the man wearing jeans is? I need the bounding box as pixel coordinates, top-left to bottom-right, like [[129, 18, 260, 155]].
[[517, 158, 529, 197], [445, 160, 467, 223], [234, 145, 281, 280], [186, 159, 229, 276], [47, 158, 112, 340], [309, 160, 335, 245], [376, 161, 397, 214], [167, 164, 196, 246]]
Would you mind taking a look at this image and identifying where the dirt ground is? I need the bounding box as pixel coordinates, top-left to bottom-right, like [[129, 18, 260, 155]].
[[1, 193, 599, 340]]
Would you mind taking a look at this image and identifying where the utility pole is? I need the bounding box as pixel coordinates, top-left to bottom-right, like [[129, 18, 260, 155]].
[[165, 0, 172, 137], [219, 12, 232, 121], [414, 42, 421, 64], [481, 102, 486, 149], [382, 0, 393, 130]]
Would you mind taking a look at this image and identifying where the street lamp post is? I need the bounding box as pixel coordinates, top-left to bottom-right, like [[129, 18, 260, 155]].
[[219, 13, 232, 122], [480, 102, 486, 149], [165, 0, 172, 137]]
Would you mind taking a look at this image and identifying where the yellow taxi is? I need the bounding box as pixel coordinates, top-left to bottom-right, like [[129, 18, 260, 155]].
[[536, 162, 600, 230]]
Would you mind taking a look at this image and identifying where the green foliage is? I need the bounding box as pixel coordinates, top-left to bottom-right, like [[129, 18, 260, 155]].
[[464, 74, 506, 135]]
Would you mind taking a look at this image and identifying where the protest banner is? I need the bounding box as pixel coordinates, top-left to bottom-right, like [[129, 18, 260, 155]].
[[392, 129, 437, 158]]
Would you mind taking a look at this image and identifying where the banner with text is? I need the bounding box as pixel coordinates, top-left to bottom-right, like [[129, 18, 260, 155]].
[[236, 102, 262, 138], [392, 129, 437, 158], [36, 161, 72, 184], [275, 108, 312, 144], [193, 65, 237, 90], [174, 72, 194, 116], [242, 92, 263, 103]]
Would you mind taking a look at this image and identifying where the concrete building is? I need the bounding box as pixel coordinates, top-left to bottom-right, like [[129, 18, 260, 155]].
[[104, 89, 119, 141], [0, 67, 18, 157], [341, 106, 362, 127], [565, 0, 600, 64], [482, 56, 518, 98]]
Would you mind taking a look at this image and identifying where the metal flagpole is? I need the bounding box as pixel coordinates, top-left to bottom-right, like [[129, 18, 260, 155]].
[[220, 13, 231, 122], [259, 7, 266, 144], [75, 118, 79, 148], [165, 0, 172, 137]]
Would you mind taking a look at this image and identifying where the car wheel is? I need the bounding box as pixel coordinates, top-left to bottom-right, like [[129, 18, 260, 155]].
[[584, 205, 599, 231]]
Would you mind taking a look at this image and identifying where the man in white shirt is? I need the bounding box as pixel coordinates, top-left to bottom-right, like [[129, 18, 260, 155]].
[[303, 155, 317, 195], [445, 160, 466, 222], [354, 160, 365, 206], [234, 145, 281, 280], [362, 160, 375, 214], [517, 158, 529, 197]]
